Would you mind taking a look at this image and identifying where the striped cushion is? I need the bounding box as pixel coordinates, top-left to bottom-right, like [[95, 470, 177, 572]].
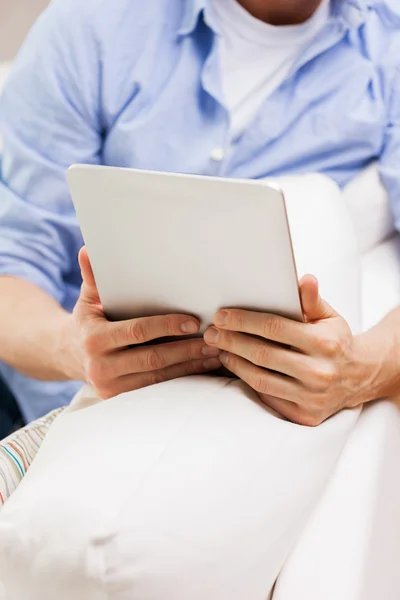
[[0, 408, 64, 505]]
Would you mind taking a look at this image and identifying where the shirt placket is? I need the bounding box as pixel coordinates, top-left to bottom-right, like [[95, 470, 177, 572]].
[[197, 19, 232, 177]]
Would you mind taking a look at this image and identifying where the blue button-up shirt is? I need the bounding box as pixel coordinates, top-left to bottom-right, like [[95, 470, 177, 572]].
[[1, 0, 400, 421]]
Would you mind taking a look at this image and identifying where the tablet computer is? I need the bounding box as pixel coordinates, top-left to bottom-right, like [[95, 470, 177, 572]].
[[67, 165, 303, 332]]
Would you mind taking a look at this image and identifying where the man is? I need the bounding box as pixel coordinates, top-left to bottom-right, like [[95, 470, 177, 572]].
[[0, 0, 400, 433]]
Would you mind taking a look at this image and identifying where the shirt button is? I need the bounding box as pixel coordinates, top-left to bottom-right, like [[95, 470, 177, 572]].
[[210, 147, 225, 162]]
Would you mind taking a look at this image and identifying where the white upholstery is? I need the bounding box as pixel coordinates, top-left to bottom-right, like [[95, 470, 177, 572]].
[[343, 163, 395, 255], [273, 232, 400, 600], [272, 172, 400, 599], [281, 173, 362, 333], [273, 170, 400, 599], [274, 395, 400, 600], [362, 234, 400, 330], [0, 378, 360, 600]]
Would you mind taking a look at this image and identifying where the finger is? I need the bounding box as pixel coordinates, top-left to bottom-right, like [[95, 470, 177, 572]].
[[98, 314, 202, 351], [102, 357, 222, 399], [299, 275, 337, 322], [78, 246, 100, 303], [219, 351, 301, 402], [100, 338, 220, 378], [260, 395, 324, 427], [257, 395, 309, 425], [204, 328, 313, 380], [213, 308, 313, 353]]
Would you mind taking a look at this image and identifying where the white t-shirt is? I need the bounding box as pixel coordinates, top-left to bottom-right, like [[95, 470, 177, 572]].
[[209, 0, 330, 139]]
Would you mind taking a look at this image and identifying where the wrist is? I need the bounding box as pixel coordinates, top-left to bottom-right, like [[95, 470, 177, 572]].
[[349, 333, 377, 406], [54, 313, 85, 382], [351, 325, 399, 405]]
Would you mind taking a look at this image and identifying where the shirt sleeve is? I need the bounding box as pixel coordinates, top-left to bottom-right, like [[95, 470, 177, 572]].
[[379, 64, 400, 233], [0, 0, 103, 304], [0, 407, 65, 506]]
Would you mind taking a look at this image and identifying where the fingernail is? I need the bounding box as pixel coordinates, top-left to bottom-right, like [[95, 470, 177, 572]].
[[204, 327, 219, 344], [201, 345, 221, 357], [214, 311, 228, 326], [203, 358, 221, 370], [181, 320, 199, 333], [219, 351, 229, 366]]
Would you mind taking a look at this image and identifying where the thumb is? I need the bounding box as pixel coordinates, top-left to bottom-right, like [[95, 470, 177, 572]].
[[78, 246, 100, 304], [299, 275, 337, 322]]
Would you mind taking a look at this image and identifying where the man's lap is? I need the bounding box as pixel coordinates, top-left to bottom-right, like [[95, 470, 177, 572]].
[[0, 375, 360, 599]]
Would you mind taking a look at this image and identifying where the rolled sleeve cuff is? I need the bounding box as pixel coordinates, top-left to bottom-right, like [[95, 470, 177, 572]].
[[0, 256, 64, 304]]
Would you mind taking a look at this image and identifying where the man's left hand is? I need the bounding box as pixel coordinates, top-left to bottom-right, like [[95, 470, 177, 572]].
[[204, 275, 368, 426]]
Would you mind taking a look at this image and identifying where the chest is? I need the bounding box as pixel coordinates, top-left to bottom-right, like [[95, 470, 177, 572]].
[[101, 27, 387, 188]]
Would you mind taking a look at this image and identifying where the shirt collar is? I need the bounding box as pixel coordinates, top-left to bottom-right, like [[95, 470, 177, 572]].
[[177, 0, 372, 37], [332, 0, 372, 28], [178, 0, 207, 36]]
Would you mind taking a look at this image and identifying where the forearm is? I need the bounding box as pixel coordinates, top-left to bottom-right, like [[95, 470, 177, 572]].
[[0, 407, 65, 506], [355, 306, 400, 403], [0, 276, 81, 381]]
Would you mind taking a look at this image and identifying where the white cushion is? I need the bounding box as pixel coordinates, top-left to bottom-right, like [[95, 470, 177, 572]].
[[0, 377, 359, 600], [343, 163, 395, 255], [273, 395, 400, 600], [361, 233, 400, 330], [280, 173, 362, 333]]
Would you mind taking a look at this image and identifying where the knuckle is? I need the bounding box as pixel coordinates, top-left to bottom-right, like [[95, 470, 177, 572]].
[[308, 395, 326, 413], [316, 334, 342, 357], [184, 359, 209, 376], [150, 370, 168, 386], [128, 320, 148, 344], [187, 340, 202, 360], [85, 358, 103, 385], [254, 344, 271, 367], [313, 365, 337, 388], [221, 330, 232, 350], [225, 352, 237, 371], [82, 331, 101, 356], [162, 316, 176, 337], [263, 315, 282, 339], [191, 359, 206, 374], [177, 360, 196, 376], [95, 384, 116, 400], [251, 373, 270, 395], [100, 359, 120, 381], [182, 360, 198, 375], [86, 357, 117, 387], [145, 348, 166, 371], [297, 412, 324, 427], [228, 310, 242, 330]]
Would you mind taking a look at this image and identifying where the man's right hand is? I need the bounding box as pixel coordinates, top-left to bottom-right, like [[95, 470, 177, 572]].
[[60, 247, 221, 399]]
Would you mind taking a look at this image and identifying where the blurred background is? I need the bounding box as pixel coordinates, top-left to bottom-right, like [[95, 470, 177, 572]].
[[0, 0, 49, 60]]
